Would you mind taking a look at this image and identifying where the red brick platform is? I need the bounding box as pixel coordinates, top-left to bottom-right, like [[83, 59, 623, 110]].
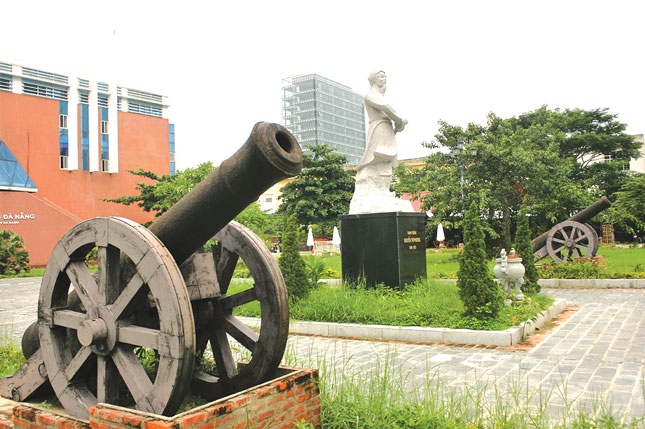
[[0, 367, 319, 429]]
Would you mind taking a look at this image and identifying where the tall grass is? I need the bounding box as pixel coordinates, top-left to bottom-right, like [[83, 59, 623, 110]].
[[232, 279, 553, 331], [282, 342, 645, 428]]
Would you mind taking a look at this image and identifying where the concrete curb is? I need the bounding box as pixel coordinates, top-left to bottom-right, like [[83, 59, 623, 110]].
[[434, 278, 645, 288], [236, 278, 645, 288], [538, 278, 645, 288], [239, 298, 567, 347]]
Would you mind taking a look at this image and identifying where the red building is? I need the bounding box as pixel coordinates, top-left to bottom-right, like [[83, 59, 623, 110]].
[[0, 61, 175, 266]]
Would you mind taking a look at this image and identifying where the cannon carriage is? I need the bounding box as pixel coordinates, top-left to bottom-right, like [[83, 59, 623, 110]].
[[532, 196, 611, 262], [0, 123, 302, 419]]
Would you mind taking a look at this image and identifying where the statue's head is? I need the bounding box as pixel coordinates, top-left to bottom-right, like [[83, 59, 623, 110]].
[[368, 70, 386, 90]]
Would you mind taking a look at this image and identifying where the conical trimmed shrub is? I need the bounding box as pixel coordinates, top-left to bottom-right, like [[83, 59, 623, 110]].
[[514, 208, 540, 294], [457, 202, 502, 318], [278, 215, 309, 302]]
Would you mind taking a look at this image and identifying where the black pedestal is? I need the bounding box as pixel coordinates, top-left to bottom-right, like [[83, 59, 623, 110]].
[[339, 212, 427, 289]]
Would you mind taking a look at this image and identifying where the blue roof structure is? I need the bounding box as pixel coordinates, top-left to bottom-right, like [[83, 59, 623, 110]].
[[0, 140, 37, 190]]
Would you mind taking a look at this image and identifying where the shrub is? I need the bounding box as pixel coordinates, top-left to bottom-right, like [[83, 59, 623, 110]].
[[305, 255, 326, 287], [0, 230, 30, 275], [514, 208, 540, 293], [457, 202, 502, 319], [278, 215, 309, 301], [539, 259, 645, 279], [322, 268, 341, 279]]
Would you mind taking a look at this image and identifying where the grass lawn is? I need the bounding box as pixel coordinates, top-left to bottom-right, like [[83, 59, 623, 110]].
[[597, 245, 645, 272], [314, 244, 645, 279], [231, 279, 553, 331]]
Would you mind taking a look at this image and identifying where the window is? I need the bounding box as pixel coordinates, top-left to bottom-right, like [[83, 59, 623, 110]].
[[59, 101, 69, 169], [0, 74, 11, 92], [266, 197, 273, 203], [98, 94, 108, 108], [101, 159, 110, 172], [128, 101, 162, 117], [80, 104, 90, 171], [101, 120, 109, 134], [127, 88, 162, 103], [23, 79, 67, 100], [79, 90, 89, 104]]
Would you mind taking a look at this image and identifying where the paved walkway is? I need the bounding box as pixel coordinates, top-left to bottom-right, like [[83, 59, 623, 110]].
[[1, 278, 644, 422]]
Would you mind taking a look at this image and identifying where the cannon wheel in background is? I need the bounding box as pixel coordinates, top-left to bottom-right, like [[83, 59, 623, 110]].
[[38, 217, 195, 419], [191, 221, 289, 400], [546, 220, 598, 262]]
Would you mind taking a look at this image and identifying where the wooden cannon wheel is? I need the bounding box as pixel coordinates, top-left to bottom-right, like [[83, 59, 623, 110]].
[[191, 221, 289, 400], [546, 220, 598, 262], [38, 217, 195, 419]]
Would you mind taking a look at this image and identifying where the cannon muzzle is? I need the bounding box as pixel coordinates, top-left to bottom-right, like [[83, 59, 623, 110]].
[[531, 196, 611, 252], [150, 122, 302, 265]]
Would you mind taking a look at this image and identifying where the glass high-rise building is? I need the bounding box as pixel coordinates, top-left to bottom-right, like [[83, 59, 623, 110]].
[[282, 74, 366, 165]]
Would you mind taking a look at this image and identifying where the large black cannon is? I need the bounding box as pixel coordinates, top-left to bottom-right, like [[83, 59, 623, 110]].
[[532, 196, 611, 262], [0, 123, 302, 419]]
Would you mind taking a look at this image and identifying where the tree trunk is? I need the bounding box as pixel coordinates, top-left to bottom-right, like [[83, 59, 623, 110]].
[[503, 206, 512, 249]]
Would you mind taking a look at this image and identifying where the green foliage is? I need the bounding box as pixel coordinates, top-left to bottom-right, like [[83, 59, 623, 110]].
[[457, 202, 502, 319], [305, 255, 326, 287], [514, 208, 540, 293], [232, 278, 552, 331], [538, 260, 645, 279], [322, 268, 341, 279], [394, 106, 640, 250], [277, 144, 354, 238], [612, 173, 645, 233], [0, 230, 30, 275], [104, 162, 215, 219], [0, 338, 26, 378], [278, 215, 309, 301], [104, 162, 271, 238]]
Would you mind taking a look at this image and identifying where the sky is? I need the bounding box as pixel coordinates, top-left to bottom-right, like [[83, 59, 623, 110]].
[[2, 0, 644, 170]]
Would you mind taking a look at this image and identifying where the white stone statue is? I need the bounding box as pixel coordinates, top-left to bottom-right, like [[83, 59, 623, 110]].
[[348, 71, 414, 214]]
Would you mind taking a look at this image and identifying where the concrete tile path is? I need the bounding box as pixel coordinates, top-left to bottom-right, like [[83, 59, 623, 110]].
[[1, 277, 644, 423]]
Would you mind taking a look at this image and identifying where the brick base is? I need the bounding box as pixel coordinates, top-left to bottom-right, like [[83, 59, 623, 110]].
[[3, 367, 320, 429]]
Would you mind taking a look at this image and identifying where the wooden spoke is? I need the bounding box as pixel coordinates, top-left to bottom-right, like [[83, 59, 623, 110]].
[[63, 346, 93, 381], [52, 310, 85, 330], [97, 245, 121, 305], [111, 345, 155, 411], [216, 248, 239, 295], [97, 356, 120, 404], [65, 261, 101, 310], [552, 237, 565, 244], [110, 273, 145, 319], [118, 325, 160, 350], [223, 315, 258, 351], [210, 329, 237, 380], [219, 288, 257, 311]]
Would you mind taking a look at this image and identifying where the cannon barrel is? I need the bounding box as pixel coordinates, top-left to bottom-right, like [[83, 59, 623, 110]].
[[149, 122, 302, 265], [531, 196, 611, 252]]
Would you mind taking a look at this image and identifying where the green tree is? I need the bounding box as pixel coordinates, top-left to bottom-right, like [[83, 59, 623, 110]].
[[0, 230, 30, 274], [457, 202, 502, 319], [513, 208, 540, 294], [104, 162, 270, 236], [278, 215, 309, 301], [394, 107, 639, 251], [104, 162, 216, 219], [612, 173, 645, 233], [277, 144, 355, 238]]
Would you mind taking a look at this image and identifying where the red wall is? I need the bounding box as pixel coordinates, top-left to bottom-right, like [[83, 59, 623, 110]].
[[0, 91, 171, 266]]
